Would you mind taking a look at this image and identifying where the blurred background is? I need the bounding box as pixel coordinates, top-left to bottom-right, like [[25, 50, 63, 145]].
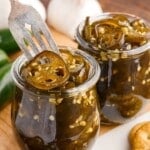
[[41, 0, 150, 22]]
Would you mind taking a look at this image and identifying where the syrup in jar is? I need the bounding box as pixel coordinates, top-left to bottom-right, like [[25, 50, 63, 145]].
[[76, 13, 150, 124], [11, 46, 100, 150]]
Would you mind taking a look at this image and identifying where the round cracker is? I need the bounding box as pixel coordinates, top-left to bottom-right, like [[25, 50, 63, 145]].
[[129, 122, 149, 143], [131, 122, 150, 149]]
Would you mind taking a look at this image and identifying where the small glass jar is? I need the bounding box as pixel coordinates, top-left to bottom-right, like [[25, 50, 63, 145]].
[[75, 12, 150, 124], [11, 46, 100, 150]]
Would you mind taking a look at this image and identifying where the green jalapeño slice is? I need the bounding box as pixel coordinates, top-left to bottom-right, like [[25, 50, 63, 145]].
[[21, 51, 70, 90], [82, 14, 150, 51]]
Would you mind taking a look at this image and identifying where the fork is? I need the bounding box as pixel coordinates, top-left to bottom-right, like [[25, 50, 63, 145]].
[[8, 0, 59, 60]]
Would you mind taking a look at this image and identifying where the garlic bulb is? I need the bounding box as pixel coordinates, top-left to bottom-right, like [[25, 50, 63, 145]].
[[47, 0, 103, 39], [0, 0, 46, 29]]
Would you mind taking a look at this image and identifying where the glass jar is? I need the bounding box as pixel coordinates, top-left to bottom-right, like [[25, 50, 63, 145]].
[[75, 12, 150, 124], [11, 46, 101, 150]]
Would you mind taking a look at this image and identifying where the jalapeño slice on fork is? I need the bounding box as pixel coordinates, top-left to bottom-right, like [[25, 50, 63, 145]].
[[21, 50, 70, 90]]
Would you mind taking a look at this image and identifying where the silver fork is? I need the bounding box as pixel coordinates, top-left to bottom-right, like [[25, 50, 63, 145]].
[[8, 0, 59, 60]]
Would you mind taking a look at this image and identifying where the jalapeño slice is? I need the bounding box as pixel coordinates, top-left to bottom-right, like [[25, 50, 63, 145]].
[[82, 14, 150, 51], [21, 50, 69, 90]]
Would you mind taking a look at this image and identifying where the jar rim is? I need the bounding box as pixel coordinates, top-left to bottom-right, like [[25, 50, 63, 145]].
[[11, 46, 100, 96], [75, 12, 150, 56]]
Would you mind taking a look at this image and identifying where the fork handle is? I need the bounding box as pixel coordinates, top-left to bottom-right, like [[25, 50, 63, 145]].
[[10, 0, 18, 6], [10, 0, 22, 12]]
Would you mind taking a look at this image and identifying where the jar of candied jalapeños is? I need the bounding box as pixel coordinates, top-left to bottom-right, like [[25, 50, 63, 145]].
[[11, 46, 100, 150], [75, 12, 150, 124]]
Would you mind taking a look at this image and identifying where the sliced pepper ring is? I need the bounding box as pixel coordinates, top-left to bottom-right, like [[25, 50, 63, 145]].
[[21, 50, 70, 90], [94, 24, 124, 49]]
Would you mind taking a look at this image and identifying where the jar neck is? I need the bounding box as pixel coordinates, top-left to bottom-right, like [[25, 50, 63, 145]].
[[11, 47, 101, 97], [75, 12, 150, 57]]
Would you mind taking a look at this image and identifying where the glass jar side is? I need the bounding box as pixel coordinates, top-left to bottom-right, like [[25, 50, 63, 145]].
[[11, 47, 101, 149], [75, 12, 150, 124]]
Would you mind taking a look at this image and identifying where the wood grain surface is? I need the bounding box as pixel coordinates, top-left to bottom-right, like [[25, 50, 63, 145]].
[[100, 0, 150, 22], [0, 0, 150, 149]]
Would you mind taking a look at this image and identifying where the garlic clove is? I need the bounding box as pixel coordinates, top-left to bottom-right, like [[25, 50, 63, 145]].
[[47, 0, 103, 39]]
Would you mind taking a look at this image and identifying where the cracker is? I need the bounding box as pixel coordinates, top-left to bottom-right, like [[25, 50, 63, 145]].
[[129, 121, 150, 150], [129, 122, 149, 143]]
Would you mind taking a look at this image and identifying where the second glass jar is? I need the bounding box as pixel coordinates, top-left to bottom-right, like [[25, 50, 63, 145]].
[[76, 12, 150, 124]]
